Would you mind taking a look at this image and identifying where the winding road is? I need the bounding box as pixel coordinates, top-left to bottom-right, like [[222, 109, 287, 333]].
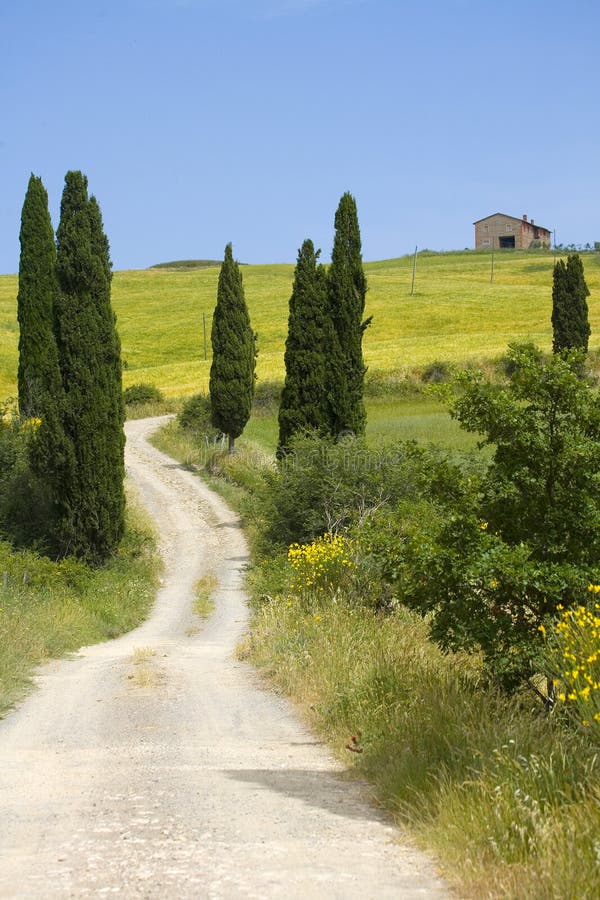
[[0, 417, 449, 898]]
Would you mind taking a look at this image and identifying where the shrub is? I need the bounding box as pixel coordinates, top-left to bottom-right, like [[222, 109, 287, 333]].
[[253, 432, 432, 553], [451, 343, 600, 566], [124, 383, 164, 405], [421, 360, 452, 384], [0, 405, 55, 549], [252, 380, 282, 411], [288, 533, 357, 602], [496, 342, 544, 378], [178, 393, 219, 441]]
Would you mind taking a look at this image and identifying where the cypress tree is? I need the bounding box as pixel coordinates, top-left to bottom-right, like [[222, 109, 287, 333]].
[[17, 175, 62, 418], [552, 253, 591, 353], [327, 192, 371, 436], [88, 192, 126, 549], [16, 175, 73, 548], [55, 171, 125, 561], [209, 243, 256, 453], [278, 239, 330, 454]]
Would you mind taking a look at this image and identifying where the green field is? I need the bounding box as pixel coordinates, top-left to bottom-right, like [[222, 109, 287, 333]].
[[1, 249, 599, 401]]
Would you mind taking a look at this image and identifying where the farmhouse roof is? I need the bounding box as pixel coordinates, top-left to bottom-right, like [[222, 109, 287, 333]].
[[473, 212, 551, 232]]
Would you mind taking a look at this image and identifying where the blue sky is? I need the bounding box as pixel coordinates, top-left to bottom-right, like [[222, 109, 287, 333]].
[[1, 0, 598, 272]]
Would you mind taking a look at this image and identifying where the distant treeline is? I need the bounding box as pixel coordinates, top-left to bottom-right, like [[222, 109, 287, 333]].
[[150, 259, 228, 270]]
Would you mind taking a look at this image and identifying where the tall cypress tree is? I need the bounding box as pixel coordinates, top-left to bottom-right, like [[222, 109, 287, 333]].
[[209, 243, 256, 453], [327, 192, 371, 436], [88, 193, 126, 550], [552, 253, 591, 353], [55, 171, 125, 561], [17, 175, 62, 418], [278, 239, 330, 454], [16, 175, 73, 549]]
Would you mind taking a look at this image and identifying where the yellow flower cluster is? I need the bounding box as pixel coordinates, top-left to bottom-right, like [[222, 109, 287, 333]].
[[20, 417, 42, 432], [288, 532, 355, 598], [550, 588, 600, 741]]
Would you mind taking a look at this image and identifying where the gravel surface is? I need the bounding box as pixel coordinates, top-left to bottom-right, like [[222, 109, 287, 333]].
[[0, 417, 450, 899]]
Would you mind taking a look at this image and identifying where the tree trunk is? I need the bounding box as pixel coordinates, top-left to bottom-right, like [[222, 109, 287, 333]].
[[228, 434, 235, 454]]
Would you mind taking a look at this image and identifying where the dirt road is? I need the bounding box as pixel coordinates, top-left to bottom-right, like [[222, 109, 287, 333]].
[[0, 417, 449, 898]]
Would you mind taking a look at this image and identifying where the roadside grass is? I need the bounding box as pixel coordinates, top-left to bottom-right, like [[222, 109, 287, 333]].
[[0, 487, 160, 717], [125, 398, 179, 420], [151, 417, 206, 468], [242, 594, 600, 899], [2, 250, 600, 400]]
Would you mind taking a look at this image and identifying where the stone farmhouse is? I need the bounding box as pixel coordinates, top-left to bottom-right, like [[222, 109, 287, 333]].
[[474, 213, 552, 250]]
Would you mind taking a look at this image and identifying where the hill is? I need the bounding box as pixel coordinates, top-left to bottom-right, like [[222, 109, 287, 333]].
[[1, 249, 599, 400]]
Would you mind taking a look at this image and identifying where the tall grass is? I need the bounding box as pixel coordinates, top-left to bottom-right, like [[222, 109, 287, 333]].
[[0, 489, 160, 717], [242, 590, 600, 899]]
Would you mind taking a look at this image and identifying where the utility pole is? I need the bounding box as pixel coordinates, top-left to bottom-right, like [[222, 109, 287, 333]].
[[490, 245, 495, 283], [410, 245, 417, 296], [203, 312, 207, 361]]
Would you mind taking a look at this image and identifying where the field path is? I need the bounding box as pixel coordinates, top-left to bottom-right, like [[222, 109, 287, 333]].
[[0, 416, 449, 899]]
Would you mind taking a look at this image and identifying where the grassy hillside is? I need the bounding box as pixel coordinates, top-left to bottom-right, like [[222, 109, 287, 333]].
[[1, 250, 599, 400]]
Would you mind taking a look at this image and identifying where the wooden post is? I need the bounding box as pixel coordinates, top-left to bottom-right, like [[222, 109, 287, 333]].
[[410, 245, 418, 296], [203, 312, 207, 361], [490, 247, 495, 283]]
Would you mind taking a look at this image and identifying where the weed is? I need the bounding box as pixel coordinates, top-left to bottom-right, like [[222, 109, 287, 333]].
[[194, 572, 218, 619]]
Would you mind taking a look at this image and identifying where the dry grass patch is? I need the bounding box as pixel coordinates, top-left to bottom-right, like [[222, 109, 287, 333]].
[[127, 646, 163, 689], [194, 572, 218, 619]]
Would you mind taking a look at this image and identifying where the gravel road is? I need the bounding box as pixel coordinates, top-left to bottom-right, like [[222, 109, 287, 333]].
[[0, 417, 449, 899]]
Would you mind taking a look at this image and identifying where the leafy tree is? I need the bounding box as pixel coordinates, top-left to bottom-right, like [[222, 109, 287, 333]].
[[373, 344, 600, 690], [16, 175, 73, 548], [209, 243, 256, 452], [55, 171, 125, 562], [327, 192, 371, 436], [452, 344, 600, 564], [552, 253, 591, 353], [278, 239, 331, 454]]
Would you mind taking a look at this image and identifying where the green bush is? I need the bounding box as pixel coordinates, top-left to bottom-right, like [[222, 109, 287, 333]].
[[252, 431, 439, 553], [451, 343, 600, 566], [0, 406, 56, 551], [123, 383, 164, 405], [178, 393, 219, 441], [253, 380, 282, 411], [0, 403, 21, 497], [360, 499, 591, 689], [421, 360, 452, 384]]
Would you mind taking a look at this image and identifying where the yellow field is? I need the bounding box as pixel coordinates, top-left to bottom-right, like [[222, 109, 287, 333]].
[[1, 250, 599, 400]]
